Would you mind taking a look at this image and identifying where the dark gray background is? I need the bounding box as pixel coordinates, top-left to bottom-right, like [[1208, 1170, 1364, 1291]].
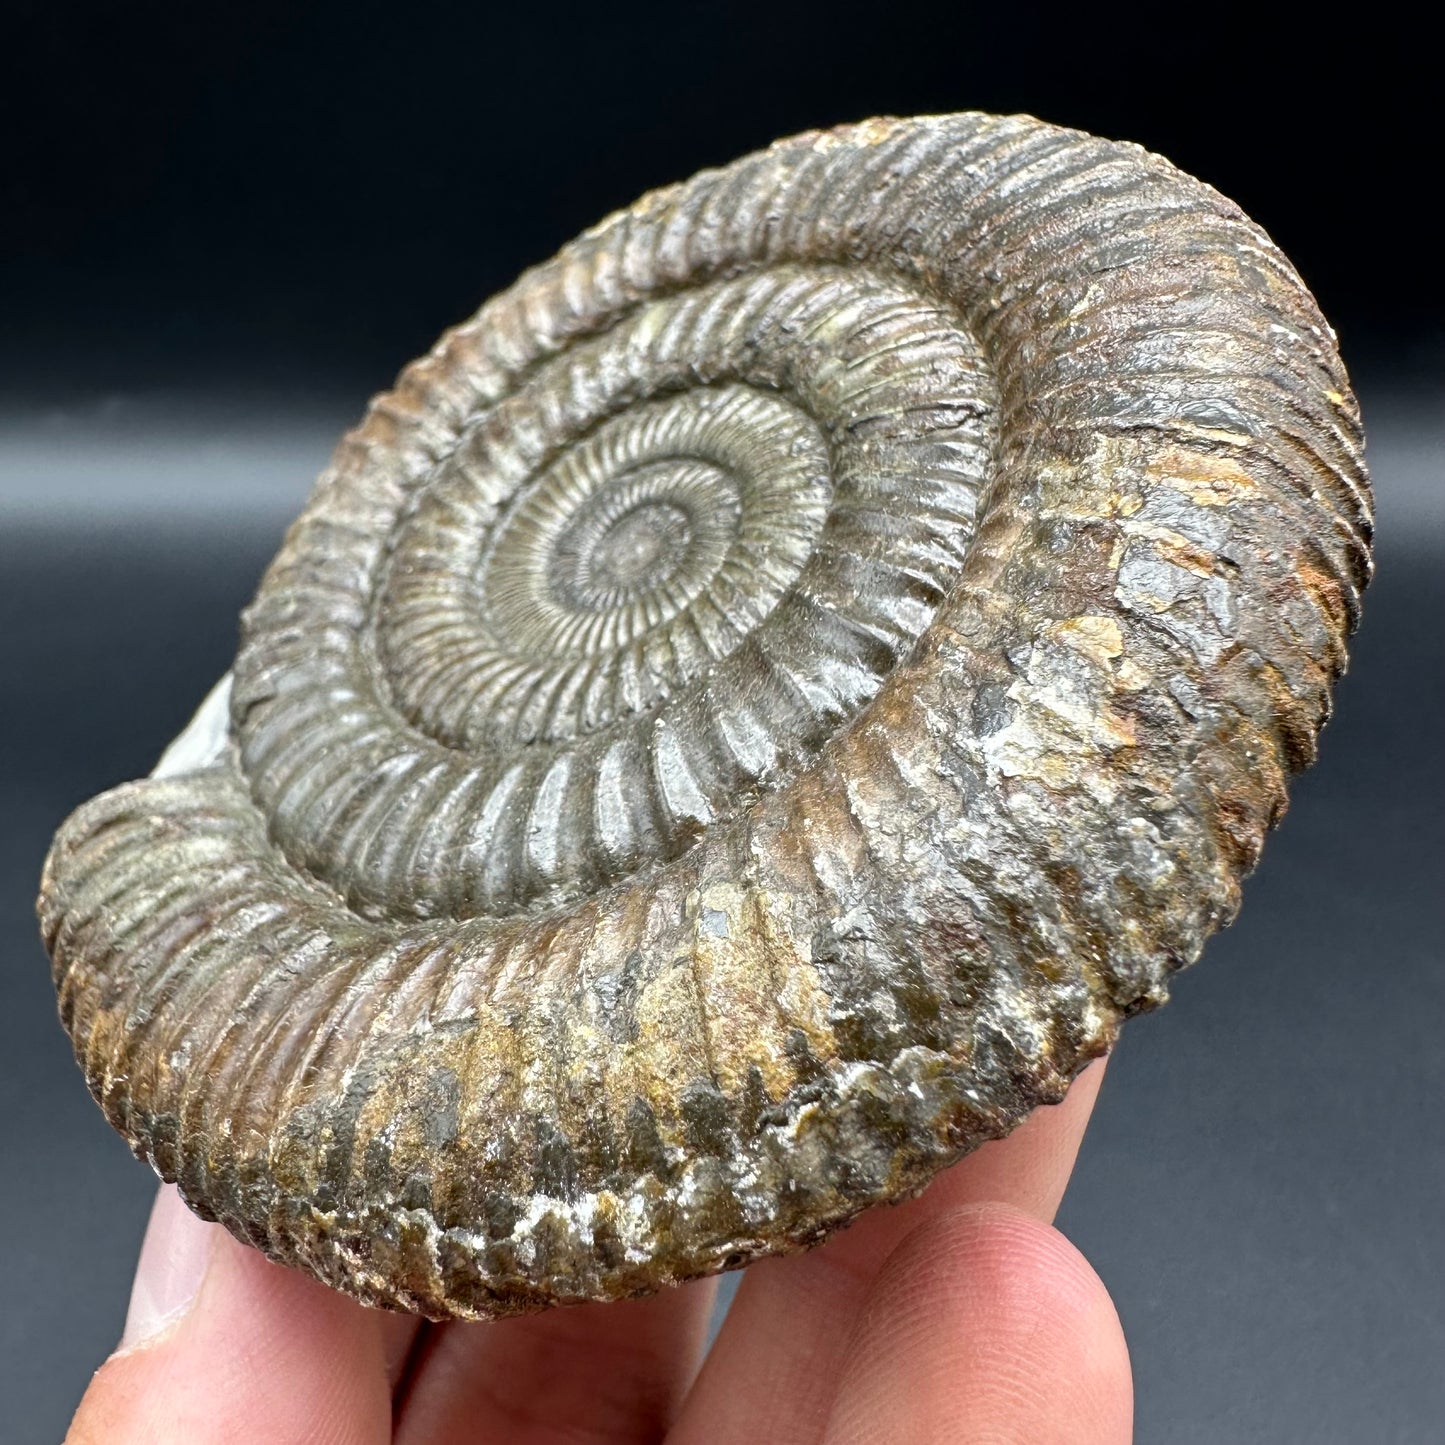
[[3, 5, 1440, 1441]]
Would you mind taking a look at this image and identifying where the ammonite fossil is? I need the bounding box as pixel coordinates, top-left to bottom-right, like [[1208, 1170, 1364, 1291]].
[[39, 113, 1371, 1319]]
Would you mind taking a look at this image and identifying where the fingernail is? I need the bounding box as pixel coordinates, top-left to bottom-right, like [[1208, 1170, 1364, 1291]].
[[118, 1184, 216, 1352]]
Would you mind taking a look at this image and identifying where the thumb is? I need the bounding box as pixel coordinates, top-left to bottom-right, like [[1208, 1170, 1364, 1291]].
[[66, 1185, 395, 1445]]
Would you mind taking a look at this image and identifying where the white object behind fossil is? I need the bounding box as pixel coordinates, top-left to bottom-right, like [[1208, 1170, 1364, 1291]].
[[153, 675, 232, 779]]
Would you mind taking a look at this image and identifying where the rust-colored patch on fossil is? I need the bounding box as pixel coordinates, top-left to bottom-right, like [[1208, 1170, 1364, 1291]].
[[38, 113, 1371, 1318]]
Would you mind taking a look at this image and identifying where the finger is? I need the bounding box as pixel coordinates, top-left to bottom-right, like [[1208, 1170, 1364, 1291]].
[[66, 1184, 396, 1445], [821, 1203, 1132, 1444], [667, 1057, 1107, 1445], [821, 1053, 1108, 1275], [393, 1276, 718, 1445]]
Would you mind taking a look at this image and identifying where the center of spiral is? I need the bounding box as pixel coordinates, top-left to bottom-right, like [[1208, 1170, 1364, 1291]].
[[588, 501, 690, 593], [541, 457, 738, 626]]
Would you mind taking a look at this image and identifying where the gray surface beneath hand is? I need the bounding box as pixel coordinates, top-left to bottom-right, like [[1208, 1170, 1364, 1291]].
[[1, 392, 1440, 1443]]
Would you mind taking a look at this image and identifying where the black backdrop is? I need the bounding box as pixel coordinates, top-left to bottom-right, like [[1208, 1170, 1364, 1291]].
[[7, 3, 1438, 401]]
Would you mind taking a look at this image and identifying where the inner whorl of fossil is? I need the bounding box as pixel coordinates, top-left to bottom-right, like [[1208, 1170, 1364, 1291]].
[[385, 385, 831, 749], [237, 265, 997, 920]]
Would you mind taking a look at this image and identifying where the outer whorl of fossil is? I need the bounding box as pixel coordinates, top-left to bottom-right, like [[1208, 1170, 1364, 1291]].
[[40, 113, 1371, 1319]]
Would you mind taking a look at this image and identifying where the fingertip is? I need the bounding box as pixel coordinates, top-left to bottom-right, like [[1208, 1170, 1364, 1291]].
[[68, 1189, 394, 1444], [118, 1184, 215, 1353], [669, 1062, 1116, 1445], [823, 1202, 1133, 1445], [926, 1055, 1110, 1224]]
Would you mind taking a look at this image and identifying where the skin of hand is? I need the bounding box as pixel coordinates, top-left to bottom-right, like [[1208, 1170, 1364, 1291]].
[[65, 1059, 1131, 1444]]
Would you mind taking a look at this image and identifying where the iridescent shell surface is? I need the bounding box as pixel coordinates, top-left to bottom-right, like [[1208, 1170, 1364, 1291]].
[[39, 113, 1372, 1318]]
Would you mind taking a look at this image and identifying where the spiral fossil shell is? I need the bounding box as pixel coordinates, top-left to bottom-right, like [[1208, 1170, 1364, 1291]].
[[39, 113, 1371, 1318]]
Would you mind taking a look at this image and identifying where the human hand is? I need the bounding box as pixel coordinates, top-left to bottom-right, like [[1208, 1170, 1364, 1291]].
[[66, 1059, 1130, 1443]]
